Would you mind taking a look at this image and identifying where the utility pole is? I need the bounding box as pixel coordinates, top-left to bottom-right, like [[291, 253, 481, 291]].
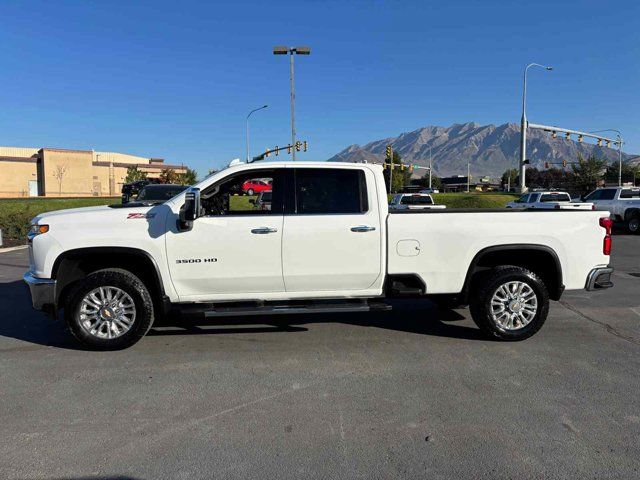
[[467, 162, 470, 193], [273, 46, 311, 161], [428, 145, 433, 190], [520, 63, 553, 192], [246, 105, 268, 162]]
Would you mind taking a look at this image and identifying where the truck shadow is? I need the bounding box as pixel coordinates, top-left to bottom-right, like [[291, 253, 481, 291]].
[[0, 278, 485, 349], [148, 299, 485, 342]]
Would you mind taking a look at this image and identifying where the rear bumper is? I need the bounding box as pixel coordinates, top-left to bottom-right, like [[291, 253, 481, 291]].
[[585, 266, 614, 291], [23, 272, 56, 310]]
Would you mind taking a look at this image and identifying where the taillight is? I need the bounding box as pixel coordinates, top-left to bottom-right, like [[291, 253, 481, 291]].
[[599, 217, 613, 255], [591, 204, 596, 211]]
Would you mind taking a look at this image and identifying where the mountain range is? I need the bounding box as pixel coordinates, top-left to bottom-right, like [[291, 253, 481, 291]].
[[328, 122, 637, 178]]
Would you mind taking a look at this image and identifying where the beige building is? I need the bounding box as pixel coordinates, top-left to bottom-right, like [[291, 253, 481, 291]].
[[0, 146, 188, 198]]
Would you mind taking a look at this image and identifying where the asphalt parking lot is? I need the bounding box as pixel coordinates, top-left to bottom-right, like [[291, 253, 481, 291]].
[[1, 236, 639, 480]]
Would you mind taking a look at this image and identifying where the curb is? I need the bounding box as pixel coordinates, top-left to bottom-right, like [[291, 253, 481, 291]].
[[0, 245, 28, 254]]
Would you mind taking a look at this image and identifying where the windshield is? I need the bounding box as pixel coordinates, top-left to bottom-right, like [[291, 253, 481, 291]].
[[400, 195, 433, 205], [136, 185, 187, 202]]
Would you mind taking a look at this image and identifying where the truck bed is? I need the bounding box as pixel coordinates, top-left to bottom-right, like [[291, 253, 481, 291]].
[[387, 209, 610, 294]]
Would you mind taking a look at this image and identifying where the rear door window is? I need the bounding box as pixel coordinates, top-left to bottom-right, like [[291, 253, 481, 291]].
[[400, 195, 433, 205], [293, 168, 368, 214], [620, 189, 640, 199]]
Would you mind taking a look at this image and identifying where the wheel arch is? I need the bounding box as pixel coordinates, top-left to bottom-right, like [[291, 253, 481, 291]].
[[461, 244, 564, 302], [52, 247, 169, 314]]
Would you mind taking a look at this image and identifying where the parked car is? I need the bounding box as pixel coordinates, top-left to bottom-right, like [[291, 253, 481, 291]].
[[134, 184, 189, 205], [24, 161, 613, 349], [250, 191, 272, 211], [582, 186, 640, 233], [389, 193, 446, 210], [242, 179, 272, 196], [121, 180, 152, 203], [419, 188, 439, 194], [506, 191, 593, 210]]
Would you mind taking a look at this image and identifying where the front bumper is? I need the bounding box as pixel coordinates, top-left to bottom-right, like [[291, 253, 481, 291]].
[[585, 266, 614, 291], [23, 272, 56, 310]]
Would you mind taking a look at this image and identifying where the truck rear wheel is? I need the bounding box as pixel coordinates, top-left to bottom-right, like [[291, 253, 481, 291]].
[[627, 215, 640, 234], [65, 268, 155, 350], [469, 266, 549, 341]]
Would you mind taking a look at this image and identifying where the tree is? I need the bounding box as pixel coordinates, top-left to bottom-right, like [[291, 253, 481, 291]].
[[604, 162, 639, 185], [177, 168, 198, 185], [383, 152, 411, 193], [125, 165, 147, 183], [52, 164, 68, 196], [158, 168, 179, 184], [570, 155, 607, 194], [501, 168, 519, 190]]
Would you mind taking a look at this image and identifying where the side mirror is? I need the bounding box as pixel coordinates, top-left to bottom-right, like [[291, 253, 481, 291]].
[[178, 188, 201, 231]]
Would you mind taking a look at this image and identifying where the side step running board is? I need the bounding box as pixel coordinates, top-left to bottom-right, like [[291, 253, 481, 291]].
[[199, 301, 391, 318]]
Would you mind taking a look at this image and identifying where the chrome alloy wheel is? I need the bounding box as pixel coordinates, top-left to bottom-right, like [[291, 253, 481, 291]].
[[79, 286, 136, 339], [490, 281, 538, 331]]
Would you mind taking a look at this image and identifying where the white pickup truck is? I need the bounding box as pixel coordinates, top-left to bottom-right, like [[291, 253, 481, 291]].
[[582, 186, 640, 233], [24, 161, 614, 349], [506, 191, 594, 210], [388, 193, 446, 211]]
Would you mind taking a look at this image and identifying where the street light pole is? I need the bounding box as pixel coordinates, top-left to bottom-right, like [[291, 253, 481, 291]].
[[246, 105, 268, 162], [520, 63, 553, 192], [274, 46, 311, 161], [590, 129, 623, 186], [467, 162, 470, 193], [428, 145, 432, 189]]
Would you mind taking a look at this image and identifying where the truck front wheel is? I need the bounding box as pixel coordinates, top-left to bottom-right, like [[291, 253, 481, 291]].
[[469, 266, 549, 341], [65, 268, 155, 350]]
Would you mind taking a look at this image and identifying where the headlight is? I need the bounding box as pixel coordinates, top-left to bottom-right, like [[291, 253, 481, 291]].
[[28, 224, 49, 240]]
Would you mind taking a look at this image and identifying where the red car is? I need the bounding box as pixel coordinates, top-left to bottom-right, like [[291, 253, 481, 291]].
[[242, 179, 272, 196]]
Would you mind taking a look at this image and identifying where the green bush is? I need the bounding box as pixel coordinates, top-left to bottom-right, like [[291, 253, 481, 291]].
[[0, 198, 119, 242]]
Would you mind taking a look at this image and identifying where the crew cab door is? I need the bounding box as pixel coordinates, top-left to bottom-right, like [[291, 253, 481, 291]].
[[165, 168, 285, 298], [281, 167, 382, 292]]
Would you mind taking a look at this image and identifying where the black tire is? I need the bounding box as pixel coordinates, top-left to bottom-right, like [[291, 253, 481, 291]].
[[469, 266, 549, 341], [247, 188, 254, 196], [65, 268, 155, 350], [627, 215, 640, 234]]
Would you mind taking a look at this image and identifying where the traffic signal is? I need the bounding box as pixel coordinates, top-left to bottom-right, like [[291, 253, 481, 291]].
[[562, 159, 567, 168], [275, 146, 279, 156], [385, 145, 392, 159], [287, 145, 292, 154], [565, 133, 571, 140], [295, 141, 302, 152], [551, 131, 557, 139], [597, 139, 603, 147], [409, 165, 414, 173], [303, 141, 308, 152], [578, 135, 583, 143], [265, 149, 270, 158]]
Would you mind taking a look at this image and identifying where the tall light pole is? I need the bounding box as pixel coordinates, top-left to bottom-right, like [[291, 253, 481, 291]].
[[520, 63, 553, 192], [246, 105, 268, 162], [273, 46, 311, 161], [590, 129, 623, 186], [428, 145, 433, 189], [467, 162, 470, 193]]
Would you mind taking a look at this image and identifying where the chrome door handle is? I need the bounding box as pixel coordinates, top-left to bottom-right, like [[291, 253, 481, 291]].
[[351, 225, 376, 232], [251, 227, 278, 234]]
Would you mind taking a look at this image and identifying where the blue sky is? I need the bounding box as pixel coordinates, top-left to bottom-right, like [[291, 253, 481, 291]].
[[1, 0, 638, 176]]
